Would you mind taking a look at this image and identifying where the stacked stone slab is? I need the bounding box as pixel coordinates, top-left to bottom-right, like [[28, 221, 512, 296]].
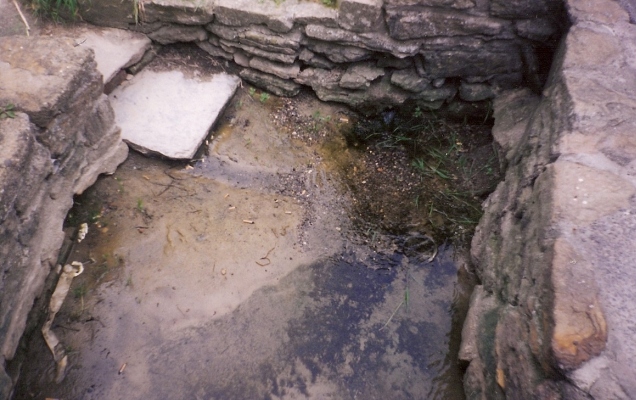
[[0, 36, 128, 398], [77, 0, 564, 113], [460, 0, 636, 398]]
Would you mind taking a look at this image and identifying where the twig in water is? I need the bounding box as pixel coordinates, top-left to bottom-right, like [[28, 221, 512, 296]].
[[381, 299, 404, 330]]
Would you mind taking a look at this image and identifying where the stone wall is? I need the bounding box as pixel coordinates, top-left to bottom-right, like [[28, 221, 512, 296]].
[[460, 0, 636, 398], [0, 36, 128, 398], [77, 0, 564, 113]]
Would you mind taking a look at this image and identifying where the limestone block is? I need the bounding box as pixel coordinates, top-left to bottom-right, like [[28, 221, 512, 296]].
[[491, 88, 540, 161], [207, 23, 240, 41], [249, 57, 301, 80], [197, 40, 234, 61], [490, 0, 560, 19], [413, 84, 457, 102], [550, 232, 609, 369], [337, 0, 384, 33], [214, 0, 293, 33], [422, 44, 522, 78], [141, 0, 215, 25], [242, 26, 303, 52], [459, 285, 499, 362], [339, 61, 385, 89], [377, 55, 413, 69], [307, 39, 373, 63], [221, 39, 298, 64], [0, 36, 100, 128], [459, 82, 495, 101], [390, 68, 430, 92], [385, 7, 507, 40], [239, 68, 302, 97], [59, 25, 151, 85], [291, 2, 338, 26], [0, 36, 127, 388], [582, 1, 631, 25], [295, 67, 345, 91], [146, 24, 208, 44], [303, 24, 421, 58], [384, 0, 475, 8], [110, 69, 240, 159], [234, 51, 251, 67], [514, 18, 559, 42], [299, 49, 336, 69]]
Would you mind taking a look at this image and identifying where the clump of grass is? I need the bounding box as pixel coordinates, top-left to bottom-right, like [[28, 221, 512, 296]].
[[30, 0, 79, 20], [0, 104, 15, 119], [321, 0, 336, 7], [259, 92, 270, 103], [73, 283, 87, 299]]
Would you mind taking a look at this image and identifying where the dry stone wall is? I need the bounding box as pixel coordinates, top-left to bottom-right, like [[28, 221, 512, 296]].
[[460, 0, 636, 398], [0, 36, 128, 398], [78, 0, 564, 113]]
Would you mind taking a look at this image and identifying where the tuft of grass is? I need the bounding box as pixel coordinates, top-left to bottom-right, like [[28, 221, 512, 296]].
[[30, 0, 79, 20], [259, 92, 270, 103], [0, 104, 15, 119], [248, 87, 256, 96], [73, 283, 87, 299]]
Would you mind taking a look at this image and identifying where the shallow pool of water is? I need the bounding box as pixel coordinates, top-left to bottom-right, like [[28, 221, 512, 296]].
[[14, 90, 477, 400]]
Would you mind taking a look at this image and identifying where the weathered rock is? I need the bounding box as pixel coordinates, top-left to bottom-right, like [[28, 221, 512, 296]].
[[385, 7, 508, 40], [459, 82, 495, 102], [141, 0, 215, 25], [490, 0, 561, 19], [249, 58, 300, 80], [197, 40, 234, 61], [303, 24, 421, 58], [55, 25, 151, 84], [490, 88, 539, 162], [77, 0, 135, 28], [298, 48, 336, 69], [146, 23, 208, 44], [462, 1, 636, 398], [413, 84, 457, 102], [240, 68, 302, 97], [0, 36, 128, 396], [422, 41, 523, 78], [214, 0, 293, 33], [339, 61, 385, 89], [109, 69, 240, 159], [390, 68, 430, 92], [291, 2, 338, 26], [514, 18, 559, 42], [337, 0, 384, 33], [221, 39, 297, 64], [307, 39, 373, 63], [384, 0, 475, 8], [241, 26, 303, 52]]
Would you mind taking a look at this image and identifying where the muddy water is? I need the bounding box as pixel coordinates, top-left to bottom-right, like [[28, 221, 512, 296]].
[[15, 91, 474, 399]]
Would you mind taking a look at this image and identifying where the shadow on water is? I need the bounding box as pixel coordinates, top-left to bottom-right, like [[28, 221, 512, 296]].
[[139, 243, 472, 399]]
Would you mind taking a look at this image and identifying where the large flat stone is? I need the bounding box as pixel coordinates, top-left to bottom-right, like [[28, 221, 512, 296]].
[[110, 69, 240, 159], [51, 24, 151, 84]]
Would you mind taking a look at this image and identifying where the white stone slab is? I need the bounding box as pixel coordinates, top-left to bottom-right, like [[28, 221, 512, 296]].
[[110, 69, 240, 159], [51, 25, 151, 84]]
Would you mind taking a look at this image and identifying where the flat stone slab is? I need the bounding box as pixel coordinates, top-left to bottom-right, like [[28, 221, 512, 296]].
[[110, 69, 240, 159], [47, 24, 151, 84]]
